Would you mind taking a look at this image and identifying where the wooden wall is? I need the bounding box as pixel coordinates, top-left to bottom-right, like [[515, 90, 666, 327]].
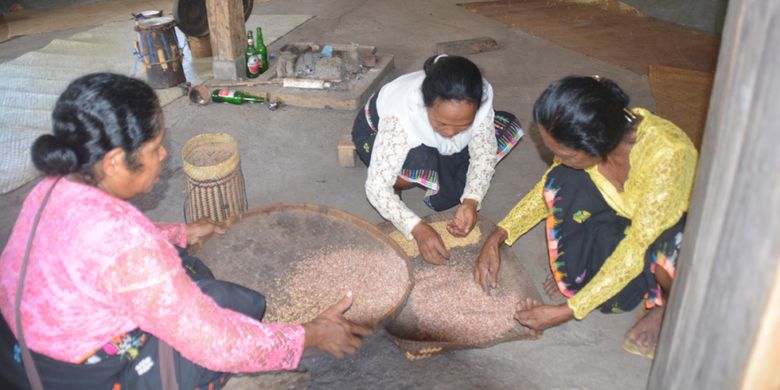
[[648, 0, 780, 388]]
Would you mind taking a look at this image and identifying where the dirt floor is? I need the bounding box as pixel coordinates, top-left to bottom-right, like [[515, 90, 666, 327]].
[[0, 0, 717, 388]]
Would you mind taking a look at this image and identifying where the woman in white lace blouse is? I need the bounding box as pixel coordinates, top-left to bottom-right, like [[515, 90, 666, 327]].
[[352, 55, 523, 264]]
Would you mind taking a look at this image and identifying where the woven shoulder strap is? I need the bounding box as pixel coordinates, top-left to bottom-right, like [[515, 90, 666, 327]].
[[15, 177, 61, 390]]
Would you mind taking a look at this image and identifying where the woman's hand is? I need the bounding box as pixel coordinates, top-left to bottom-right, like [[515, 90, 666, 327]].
[[513, 298, 574, 331], [447, 198, 478, 237], [412, 221, 450, 265], [473, 227, 507, 293], [302, 293, 373, 359], [186, 218, 226, 246]]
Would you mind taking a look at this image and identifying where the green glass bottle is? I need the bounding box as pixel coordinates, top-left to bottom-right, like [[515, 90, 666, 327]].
[[211, 89, 265, 104], [245, 30, 260, 79], [255, 27, 269, 74]]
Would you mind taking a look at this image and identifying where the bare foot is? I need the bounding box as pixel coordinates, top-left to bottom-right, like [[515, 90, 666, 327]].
[[544, 274, 565, 301], [623, 306, 665, 359], [515, 297, 542, 312]]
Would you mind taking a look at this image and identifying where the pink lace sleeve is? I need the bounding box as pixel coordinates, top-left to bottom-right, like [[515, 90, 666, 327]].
[[153, 223, 187, 247], [104, 241, 304, 373]]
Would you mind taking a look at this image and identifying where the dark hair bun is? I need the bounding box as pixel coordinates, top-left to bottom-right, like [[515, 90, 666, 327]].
[[31, 134, 79, 176], [423, 54, 441, 76]]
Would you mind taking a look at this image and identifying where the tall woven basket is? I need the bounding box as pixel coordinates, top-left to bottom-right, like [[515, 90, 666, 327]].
[[182, 133, 248, 223]]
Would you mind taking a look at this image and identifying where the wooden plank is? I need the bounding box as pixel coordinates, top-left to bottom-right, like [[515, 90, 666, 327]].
[[648, 0, 780, 388], [434, 37, 499, 55], [248, 53, 395, 110], [337, 125, 356, 168]]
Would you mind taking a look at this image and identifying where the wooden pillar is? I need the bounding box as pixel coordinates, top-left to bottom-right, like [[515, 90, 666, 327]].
[[206, 0, 246, 80], [648, 0, 780, 388]]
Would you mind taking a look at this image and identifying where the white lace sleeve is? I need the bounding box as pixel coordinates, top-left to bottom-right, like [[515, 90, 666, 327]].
[[365, 116, 421, 240], [461, 109, 497, 208]]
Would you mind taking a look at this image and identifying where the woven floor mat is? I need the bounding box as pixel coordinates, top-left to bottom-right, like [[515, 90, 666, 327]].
[[648, 64, 713, 150], [0, 14, 312, 194]]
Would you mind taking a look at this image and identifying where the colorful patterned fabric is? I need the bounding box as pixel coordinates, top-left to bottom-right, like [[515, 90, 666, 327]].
[[364, 93, 378, 134], [495, 112, 523, 161], [400, 168, 439, 196], [81, 329, 148, 365], [542, 178, 577, 298]]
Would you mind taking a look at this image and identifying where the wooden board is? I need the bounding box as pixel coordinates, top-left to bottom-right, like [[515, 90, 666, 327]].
[[247, 53, 395, 110], [434, 37, 499, 55], [337, 125, 357, 168]]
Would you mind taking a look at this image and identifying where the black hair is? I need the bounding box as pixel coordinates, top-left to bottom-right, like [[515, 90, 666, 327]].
[[31, 73, 161, 180], [532, 76, 635, 159], [421, 55, 484, 108]]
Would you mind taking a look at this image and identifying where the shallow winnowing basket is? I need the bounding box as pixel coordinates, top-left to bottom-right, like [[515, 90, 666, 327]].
[[182, 133, 247, 223], [378, 212, 543, 360]]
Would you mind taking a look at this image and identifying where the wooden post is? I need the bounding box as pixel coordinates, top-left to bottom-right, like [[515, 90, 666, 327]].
[[648, 0, 780, 388], [206, 0, 245, 80]]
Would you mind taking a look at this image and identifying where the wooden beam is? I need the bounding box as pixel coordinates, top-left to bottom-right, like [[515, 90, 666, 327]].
[[206, 0, 245, 80], [434, 37, 499, 55], [648, 0, 780, 388]]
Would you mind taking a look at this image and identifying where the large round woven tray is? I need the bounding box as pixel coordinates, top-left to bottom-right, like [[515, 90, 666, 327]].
[[190, 203, 413, 328], [378, 212, 543, 360]]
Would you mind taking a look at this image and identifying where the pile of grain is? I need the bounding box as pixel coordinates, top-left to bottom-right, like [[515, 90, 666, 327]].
[[265, 246, 409, 325], [389, 222, 482, 258], [406, 264, 519, 344]]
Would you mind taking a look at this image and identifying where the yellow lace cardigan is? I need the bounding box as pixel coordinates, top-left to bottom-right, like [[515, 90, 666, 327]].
[[497, 108, 698, 319]]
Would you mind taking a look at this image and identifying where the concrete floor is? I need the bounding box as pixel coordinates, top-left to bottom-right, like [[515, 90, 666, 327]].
[[0, 0, 658, 388]]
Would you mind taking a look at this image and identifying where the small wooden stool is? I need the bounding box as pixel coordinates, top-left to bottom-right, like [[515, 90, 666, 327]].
[[337, 125, 357, 167]]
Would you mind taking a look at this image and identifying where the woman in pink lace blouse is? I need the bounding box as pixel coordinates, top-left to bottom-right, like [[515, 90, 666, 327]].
[[0, 73, 371, 390]]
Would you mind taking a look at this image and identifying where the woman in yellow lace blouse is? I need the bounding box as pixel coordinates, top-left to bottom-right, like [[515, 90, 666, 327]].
[[474, 76, 697, 358]]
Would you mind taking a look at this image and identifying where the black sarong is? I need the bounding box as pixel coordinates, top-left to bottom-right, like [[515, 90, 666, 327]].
[[543, 164, 685, 313]]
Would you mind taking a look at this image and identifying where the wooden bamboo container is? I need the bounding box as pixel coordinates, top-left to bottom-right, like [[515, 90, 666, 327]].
[[182, 133, 247, 223]]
